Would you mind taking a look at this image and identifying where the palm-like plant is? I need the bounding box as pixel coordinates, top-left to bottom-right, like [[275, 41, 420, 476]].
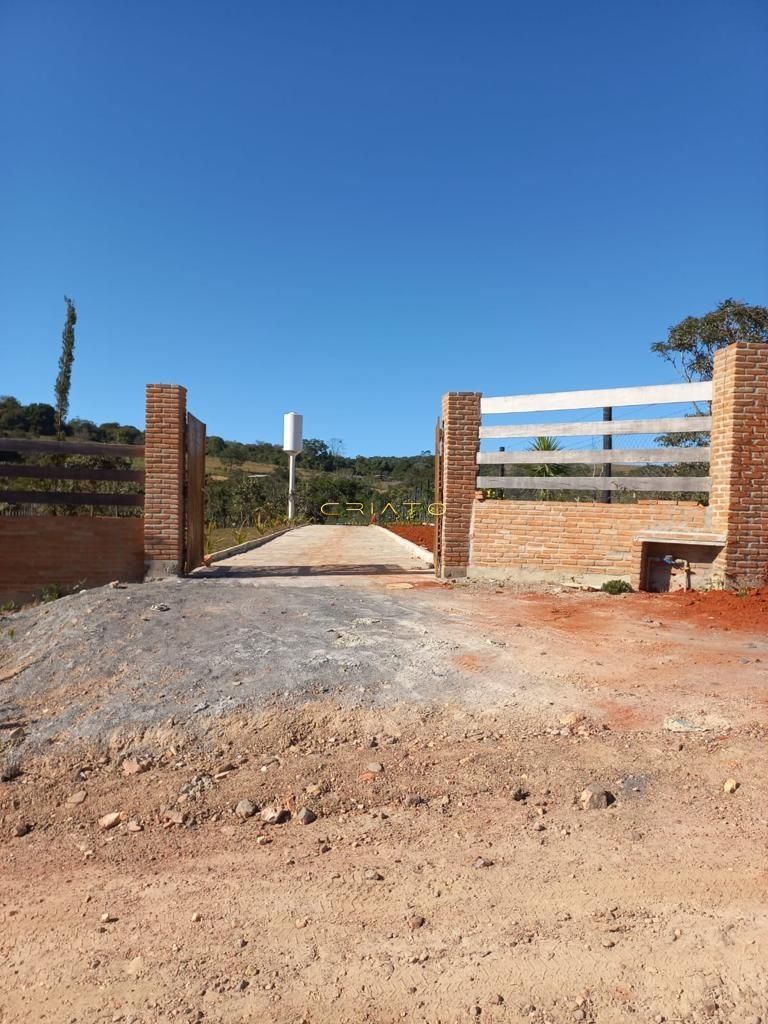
[[528, 436, 566, 476], [528, 436, 567, 499]]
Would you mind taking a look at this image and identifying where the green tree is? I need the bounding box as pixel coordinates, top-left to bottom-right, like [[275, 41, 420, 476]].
[[0, 397, 57, 438], [651, 298, 768, 382], [54, 296, 77, 438], [652, 299, 768, 455], [25, 402, 57, 436], [301, 438, 334, 470]]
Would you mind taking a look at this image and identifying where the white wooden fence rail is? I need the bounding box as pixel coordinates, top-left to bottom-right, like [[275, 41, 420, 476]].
[[479, 415, 712, 439], [477, 447, 710, 466], [477, 379, 712, 495], [480, 380, 712, 415], [478, 476, 711, 493]]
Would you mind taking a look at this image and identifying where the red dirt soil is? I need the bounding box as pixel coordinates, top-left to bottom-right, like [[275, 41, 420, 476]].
[[384, 523, 435, 553], [655, 585, 768, 632]]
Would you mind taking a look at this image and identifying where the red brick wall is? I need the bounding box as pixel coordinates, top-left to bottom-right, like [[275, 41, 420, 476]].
[[0, 517, 144, 605], [710, 343, 768, 586], [144, 384, 187, 576], [470, 499, 709, 584], [440, 342, 768, 589], [439, 392, 481, 577]]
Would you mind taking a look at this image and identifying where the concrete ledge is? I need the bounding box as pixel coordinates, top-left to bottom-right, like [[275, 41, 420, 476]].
[[373, 525, 434, 567], [204, 527, 293, 564], [468, 565, 630, 589], [633, 531, 725, 546]]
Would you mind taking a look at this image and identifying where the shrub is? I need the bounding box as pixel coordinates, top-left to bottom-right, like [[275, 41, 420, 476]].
[[601, 579, 633, 595]]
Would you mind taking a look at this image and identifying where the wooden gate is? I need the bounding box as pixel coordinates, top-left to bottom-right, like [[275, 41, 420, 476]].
[[433, 416, 443, 577], [185, 413, 206, 572]]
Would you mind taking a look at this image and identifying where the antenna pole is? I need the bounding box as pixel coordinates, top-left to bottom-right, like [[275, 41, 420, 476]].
[[288, 453, 297, 521]]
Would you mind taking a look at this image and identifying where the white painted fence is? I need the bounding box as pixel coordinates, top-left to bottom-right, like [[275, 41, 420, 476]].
[[477, 379, 712, 494]]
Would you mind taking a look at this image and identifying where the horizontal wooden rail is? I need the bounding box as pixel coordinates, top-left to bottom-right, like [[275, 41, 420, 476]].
[[481, 381, 712, 415], [477, 476, 711, 493], [0, 490, 144, 507], [0, 465, 145, 483], [0, 437, 144, 458], [477, 447, 710, 466], [479, 415, 712, 439]]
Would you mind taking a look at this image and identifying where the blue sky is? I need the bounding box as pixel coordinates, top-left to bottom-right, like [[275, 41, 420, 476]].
[[1, 1, 766, 455]]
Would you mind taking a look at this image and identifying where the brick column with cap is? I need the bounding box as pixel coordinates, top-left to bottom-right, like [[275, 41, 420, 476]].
[[439, 391, 482, 578], [710, 342, 768, 587], [144, 384, 187, 578]]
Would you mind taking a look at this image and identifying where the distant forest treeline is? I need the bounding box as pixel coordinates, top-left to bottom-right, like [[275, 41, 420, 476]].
[[0, 397, 430, 474], [0, 395, 144, 445], [0, 396, 437, 524], [1, 396, 706, 524]]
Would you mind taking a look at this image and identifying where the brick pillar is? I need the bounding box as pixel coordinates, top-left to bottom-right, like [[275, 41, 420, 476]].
[[710, 342, 768, 587], [144, 384, 187, 578], [439, 392, 482, 578]]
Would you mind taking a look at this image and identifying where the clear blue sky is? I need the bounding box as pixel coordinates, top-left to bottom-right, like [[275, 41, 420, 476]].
[[1, 0, 766, 455]]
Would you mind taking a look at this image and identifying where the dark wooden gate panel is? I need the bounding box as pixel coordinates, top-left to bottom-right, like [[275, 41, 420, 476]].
[[185, 413, 206, 572], [434, 417, 443, 577]]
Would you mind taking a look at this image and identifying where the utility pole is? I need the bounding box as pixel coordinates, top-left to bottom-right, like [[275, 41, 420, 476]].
[[288, 454, 297, 520], [600, 406, 613, 503]]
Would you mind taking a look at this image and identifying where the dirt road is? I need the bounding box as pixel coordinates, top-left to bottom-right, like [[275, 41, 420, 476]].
[[1, 527, 766, 1024]]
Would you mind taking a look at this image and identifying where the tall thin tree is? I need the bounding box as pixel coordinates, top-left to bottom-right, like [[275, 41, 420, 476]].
[[54, 296, 77, 438]]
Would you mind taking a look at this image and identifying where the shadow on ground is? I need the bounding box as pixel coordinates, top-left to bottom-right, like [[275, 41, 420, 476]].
[[195, 562, 432, 578]]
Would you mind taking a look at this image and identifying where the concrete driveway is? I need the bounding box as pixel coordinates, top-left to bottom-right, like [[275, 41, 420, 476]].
[[198, 524, 432, 585]]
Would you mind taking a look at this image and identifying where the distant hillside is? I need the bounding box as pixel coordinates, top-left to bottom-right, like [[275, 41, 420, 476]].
[[2, 397, 707, 520], [0, 397, 436, 525], [204, 437, 435, 525]]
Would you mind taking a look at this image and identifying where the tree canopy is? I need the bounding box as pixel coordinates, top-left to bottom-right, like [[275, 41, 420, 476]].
[[54, 296, 77, 437], [0, 396, 143, 445], [651, 298, 768, 382]]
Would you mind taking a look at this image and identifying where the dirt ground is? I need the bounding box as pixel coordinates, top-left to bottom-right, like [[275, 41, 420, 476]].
[[1, 527, 766, 1024], [383, 524, 435, 553]]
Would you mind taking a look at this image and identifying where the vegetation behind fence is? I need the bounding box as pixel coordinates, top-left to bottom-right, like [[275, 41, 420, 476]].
[[0, 437, 145, 516]]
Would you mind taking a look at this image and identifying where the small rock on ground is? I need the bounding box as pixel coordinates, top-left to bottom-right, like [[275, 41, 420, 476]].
[[98, 812, 122, 830], [404, 794, 426, 807], [235, 799, 257, 820], [579, 783, 614, 810], [260, 805, 289, 825]]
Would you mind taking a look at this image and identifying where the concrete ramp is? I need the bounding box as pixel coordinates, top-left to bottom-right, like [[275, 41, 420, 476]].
[[199, 524, 432, 584]]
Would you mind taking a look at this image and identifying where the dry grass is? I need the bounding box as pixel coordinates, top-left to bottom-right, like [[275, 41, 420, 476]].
[[205, 457, 278, 476]]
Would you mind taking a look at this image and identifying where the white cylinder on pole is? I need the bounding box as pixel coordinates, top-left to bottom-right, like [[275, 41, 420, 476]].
[[283, 413, 303, 455]]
